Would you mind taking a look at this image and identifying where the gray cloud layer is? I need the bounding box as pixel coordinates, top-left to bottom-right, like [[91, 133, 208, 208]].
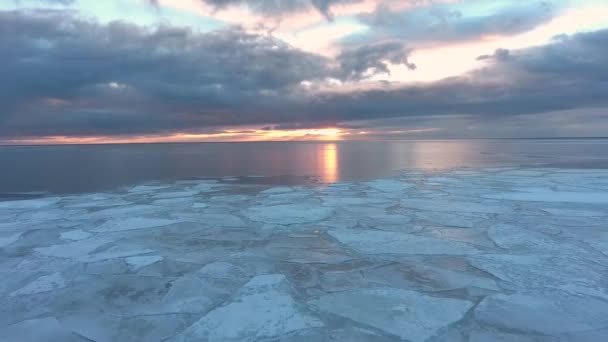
[[0, 9, 607, 139], [148, 0, 362, 20], [337, 42, 416, 80], [354, 1, 559, 46]]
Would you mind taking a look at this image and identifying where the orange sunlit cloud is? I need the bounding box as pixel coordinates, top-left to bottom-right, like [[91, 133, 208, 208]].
[[2, 128, 348, 145], [0, 126, 448, 145]]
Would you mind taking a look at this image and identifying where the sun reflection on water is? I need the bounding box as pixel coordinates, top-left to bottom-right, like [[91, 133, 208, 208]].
[[319, 143, 339, 183]]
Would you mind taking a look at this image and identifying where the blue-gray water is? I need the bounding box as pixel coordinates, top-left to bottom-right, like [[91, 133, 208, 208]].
[[2, 139, 608, 194]]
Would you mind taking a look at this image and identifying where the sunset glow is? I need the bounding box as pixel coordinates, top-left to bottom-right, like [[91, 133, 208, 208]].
[[2, 2, 608, 340], [2, 128, 347, 145], [1, 0, 607, 143]]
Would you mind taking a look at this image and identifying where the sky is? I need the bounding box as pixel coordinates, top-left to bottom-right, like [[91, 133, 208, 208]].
[[1, 0, 607, 144]]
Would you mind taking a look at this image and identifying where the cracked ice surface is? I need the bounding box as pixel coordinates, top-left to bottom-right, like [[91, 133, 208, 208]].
[[1, 168, 608, 341], [172, 274, 323, 341], [313, 288, 473, 342]]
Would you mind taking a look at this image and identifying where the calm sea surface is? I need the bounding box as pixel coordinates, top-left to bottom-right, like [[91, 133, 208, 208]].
[[2, 139, 608, 194]]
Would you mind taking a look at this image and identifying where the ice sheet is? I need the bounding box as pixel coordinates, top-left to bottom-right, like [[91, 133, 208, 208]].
[[2, 167, 608, 341]]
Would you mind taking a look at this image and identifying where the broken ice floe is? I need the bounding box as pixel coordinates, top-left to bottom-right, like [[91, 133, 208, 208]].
[[2, 167, 608, 341], [173, 274, 323, 341], [313, 288, 473, 342]]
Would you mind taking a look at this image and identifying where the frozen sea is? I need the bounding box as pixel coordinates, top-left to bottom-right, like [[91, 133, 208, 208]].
[[1, 140, 608, 341]]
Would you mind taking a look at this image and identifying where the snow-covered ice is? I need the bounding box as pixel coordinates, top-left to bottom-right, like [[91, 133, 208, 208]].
[[365, 179, 413, 193], [245, 203, 333, 224], [484, 188, 608, 203], [60, 229, 92, 241], [92, 217, 181, 232], [475, 293, 608, 335], [0, 231, 22, 247], [9, 272, 67, 297], [0, 197, 59, 209], [313, 288, 473, 342], [329, 229, 480, 255], [1, 167, 608, 341], [34, 237, 114, 259], [0, 317, 78, 342], [125, 255, 164, 270], [172, 274, 323, 341]]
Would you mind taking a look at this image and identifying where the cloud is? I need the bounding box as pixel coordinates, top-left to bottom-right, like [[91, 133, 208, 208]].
[[477, 48, 511, 61], [193, 0, 363, 20], [1, 9, 607, 139], [0, 9, 331, 136], [307, 28, 608, 121], [355, 1, 561, 45], [337, 41, 416, 80], [31, 0, 75, 3]]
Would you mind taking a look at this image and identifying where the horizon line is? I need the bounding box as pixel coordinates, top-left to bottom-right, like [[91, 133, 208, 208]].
[[2, 136, 608, 147]]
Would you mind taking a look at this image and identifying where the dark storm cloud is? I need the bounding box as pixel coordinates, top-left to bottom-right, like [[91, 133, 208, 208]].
[[355, 1, 559, 45], [1, 9, 607, 139]]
